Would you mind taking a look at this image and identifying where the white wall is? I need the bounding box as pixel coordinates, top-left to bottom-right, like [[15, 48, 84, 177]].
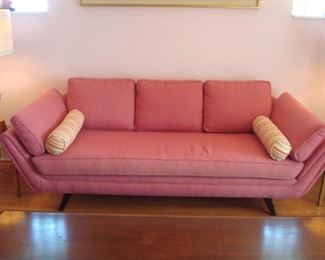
[[1, 0, 324, 122]]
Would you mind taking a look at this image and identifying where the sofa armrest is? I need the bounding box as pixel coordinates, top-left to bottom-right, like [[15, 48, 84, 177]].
[[11, 89, 67, 156], [0, 128, 40, 191], [296, 140, 325, 197], [271, 93, 325, 162]]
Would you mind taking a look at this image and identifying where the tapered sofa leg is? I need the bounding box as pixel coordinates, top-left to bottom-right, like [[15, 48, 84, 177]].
[[264, 198, 276, 216], [59, 194, 72, 212], [318, 172, 325, 207]]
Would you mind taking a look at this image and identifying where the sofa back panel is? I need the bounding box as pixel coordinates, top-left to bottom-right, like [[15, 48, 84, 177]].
[[67, 78, 135, 130], [204, 80, 272, 133], [135, 79, 203, 131], [11, 89, 67, 156]]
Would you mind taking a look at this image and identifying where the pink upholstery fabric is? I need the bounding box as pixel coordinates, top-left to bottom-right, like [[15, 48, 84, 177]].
[[33, 130, 303, 180], [297, 141, 325, 196], [11, 89, 67, 156], [2, 79, 324, 200], [271, 93, 325, 162], [42, 174, 296, 187], [2, 128, 324, 199], [67, 78, 135, 130], [135, 80, 203, 131], [0, 129, 37, 191], [204, 81, 272, 132]]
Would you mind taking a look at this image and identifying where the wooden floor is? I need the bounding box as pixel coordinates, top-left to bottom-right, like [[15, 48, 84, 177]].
[[0, 173, 324, 217], [2, 211, 325, 259]]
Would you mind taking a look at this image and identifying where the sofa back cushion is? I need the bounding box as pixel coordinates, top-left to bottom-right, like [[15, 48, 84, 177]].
[[67, 78, 135, 130], [135, 80, 203, 131], [204, 81, 272, 132], [11, 89, 67, 156], [271, 93, 325, 162]]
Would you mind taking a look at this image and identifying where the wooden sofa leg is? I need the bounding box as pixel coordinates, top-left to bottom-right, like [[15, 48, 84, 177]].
[[59, 194, 72, 212], [264, 198, 276, 216], [318, 172, 325, 207]]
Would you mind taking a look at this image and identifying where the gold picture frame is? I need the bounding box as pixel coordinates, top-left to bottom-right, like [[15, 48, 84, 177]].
[[80, 0, 261, 9]]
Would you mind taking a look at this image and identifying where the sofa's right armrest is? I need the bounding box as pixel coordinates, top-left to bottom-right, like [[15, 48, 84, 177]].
[[271, 93, 325, 162]]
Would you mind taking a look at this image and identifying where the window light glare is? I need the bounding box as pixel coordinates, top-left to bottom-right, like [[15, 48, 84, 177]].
[[292, 0, 325, 18], [12, 0, 48, 13]]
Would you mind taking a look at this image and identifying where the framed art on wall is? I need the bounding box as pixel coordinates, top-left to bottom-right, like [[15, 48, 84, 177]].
[[80, 0, 261, 9]]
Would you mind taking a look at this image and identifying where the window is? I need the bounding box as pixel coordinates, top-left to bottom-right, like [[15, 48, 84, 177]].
[[292, 0, 325, 19], [11, 0, 48, 13]]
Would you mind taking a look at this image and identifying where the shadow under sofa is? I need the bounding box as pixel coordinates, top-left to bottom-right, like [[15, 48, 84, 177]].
[[1, 78, 325, 216]]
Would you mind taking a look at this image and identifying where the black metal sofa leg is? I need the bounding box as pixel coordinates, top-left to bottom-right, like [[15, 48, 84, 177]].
[[264, 198, 277, 216], [59, 194, 72, 212]]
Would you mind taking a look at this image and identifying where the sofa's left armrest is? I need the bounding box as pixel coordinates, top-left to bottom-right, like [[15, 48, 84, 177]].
[[11, 89, 67, 156], [271, 92, 325, 162], [0, 128, 40, 191]]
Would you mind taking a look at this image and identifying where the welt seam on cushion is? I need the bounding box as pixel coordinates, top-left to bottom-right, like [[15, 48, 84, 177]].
[[39, 173, 297, 181], [33, 157, 302, 166], [34, 176, 297, 186], [40, 179, 296, 184], [39, 177, 297, 186], [34, 174, 297, 184], [38, 181, 297, 187], [36, 171, 295, 180]]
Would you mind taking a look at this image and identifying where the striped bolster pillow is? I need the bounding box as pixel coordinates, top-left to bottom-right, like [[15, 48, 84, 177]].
[[46, 109, 84, 155], [253, 115, 292, 161]]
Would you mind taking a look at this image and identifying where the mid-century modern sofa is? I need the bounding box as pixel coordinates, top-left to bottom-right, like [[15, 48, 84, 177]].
[[1, 78, 325, 215]]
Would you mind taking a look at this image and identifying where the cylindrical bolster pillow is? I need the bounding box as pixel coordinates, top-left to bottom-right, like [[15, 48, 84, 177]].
[[253, 115, 292, 161], [46, 109, 84, 155]]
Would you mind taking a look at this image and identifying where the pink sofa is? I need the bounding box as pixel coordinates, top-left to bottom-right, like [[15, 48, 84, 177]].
[[1, 78, 325, 215]]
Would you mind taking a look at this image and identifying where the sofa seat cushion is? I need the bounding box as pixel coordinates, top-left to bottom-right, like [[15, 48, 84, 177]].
[[32, 130, 303, 180]]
